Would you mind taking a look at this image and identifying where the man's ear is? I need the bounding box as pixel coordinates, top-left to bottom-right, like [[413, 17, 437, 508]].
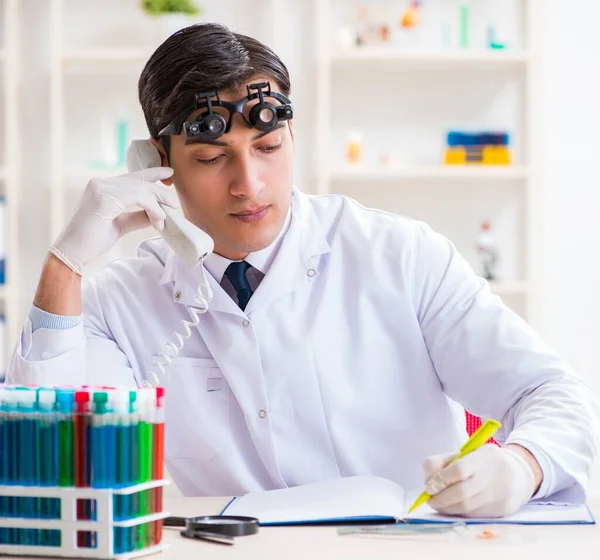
[[149, 137, 173, 186]]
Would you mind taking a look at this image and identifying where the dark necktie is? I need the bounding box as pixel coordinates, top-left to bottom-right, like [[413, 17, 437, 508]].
[[224, 261, 254, 311]]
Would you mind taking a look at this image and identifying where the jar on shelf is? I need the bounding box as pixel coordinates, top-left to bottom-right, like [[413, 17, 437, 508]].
[[346, 131, 363, 165]]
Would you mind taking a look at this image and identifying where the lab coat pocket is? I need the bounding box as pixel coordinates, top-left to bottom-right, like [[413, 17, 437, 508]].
[[162, 357, 231, 461]]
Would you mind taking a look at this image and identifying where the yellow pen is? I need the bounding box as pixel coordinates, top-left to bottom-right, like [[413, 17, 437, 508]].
[[407, 418, 501, 514]]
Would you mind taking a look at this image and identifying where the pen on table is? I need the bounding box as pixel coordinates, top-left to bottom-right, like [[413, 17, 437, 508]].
[[408, 418, 501, 514]]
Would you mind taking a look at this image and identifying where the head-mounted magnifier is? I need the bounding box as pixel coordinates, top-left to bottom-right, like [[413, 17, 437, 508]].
[[158, 81, 293, 141]]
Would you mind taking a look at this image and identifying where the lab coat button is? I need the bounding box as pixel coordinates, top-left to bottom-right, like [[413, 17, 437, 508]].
[[258, 409, 267, 419], [174, 290, 182, 302], [307, 268, 316, 277], [242, 319, 250, 327]]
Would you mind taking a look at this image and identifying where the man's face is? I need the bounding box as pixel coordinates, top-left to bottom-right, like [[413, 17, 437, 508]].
[[159, 78, 294, 261]]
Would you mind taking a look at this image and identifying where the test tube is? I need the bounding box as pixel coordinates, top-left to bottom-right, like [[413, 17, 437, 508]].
[[38, 388, 57, 546], [0, 388, 6, 543], [18, 389, 37, 545]]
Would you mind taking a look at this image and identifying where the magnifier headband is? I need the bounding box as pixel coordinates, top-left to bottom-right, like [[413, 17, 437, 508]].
[[158, 81, 293, 141]]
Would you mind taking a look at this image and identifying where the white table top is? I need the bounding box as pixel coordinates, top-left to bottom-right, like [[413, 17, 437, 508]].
[[0, 496, 597, 559], [158, 496, 600, 560]]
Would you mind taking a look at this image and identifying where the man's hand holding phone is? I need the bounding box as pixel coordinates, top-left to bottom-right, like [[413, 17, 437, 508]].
[[49, 167, 179, 276]]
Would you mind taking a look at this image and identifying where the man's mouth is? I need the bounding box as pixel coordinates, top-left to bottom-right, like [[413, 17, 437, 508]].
[[231, 205, 269, 223]]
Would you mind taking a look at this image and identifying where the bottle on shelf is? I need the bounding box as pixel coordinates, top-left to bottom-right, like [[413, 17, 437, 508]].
[[346, 130, 363, 165], [400, 1, 421, 29], [355, 3, 390, 46], [476, 221, 499, 281]]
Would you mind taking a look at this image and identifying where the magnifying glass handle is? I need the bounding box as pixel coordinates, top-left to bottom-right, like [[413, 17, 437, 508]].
[[181, 529, 235, 546], [163, 516, 186, 527]]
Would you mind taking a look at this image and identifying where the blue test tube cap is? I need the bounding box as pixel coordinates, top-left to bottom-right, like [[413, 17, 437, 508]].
[[129, 390, 137, 413], [56, 389, 75, 414]]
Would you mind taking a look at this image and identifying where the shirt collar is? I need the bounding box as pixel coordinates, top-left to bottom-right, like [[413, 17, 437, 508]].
[[157, 187, 331, 296], [203, 205, 292, 284]]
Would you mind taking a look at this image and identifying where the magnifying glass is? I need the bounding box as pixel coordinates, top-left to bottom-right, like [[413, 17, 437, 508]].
[[164, 515, 260, 546]]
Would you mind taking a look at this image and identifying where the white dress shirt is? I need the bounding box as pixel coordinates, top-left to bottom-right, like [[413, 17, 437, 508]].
[[205, 208, 291, 304]]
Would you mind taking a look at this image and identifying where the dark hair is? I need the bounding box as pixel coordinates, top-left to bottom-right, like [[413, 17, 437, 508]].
[[138, 22, 291, 149]]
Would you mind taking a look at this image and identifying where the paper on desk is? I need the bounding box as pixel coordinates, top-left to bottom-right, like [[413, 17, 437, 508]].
[[407, 502, 595, 525], [221, 476, 595, 526]]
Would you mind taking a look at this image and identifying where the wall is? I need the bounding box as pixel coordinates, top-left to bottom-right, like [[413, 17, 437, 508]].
[[538, 0, 600, 491]]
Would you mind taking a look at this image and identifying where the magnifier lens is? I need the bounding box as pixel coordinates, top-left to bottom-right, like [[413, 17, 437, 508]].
[[196, 518, 242, 524], [186, 515, 260, 537], [206, 117, 225, 133], [258, 107, 275, 123]]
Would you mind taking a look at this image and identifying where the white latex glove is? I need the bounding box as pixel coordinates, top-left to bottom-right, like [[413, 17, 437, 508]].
[[423, 444, 537, 518], [50, 167, 179, 275]]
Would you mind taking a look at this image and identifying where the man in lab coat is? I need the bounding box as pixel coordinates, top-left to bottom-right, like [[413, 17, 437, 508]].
[[7, 23, 600, 518]]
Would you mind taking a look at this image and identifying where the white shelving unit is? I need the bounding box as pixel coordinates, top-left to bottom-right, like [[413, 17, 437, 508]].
[[1, 0, 20, 373], [314, 0, 542, 326], [330, 47, 531, 65], [61, 48, 151, 64], [49, 0, 158, 252], [331, 164, 530, 182], [47, 0, 540, 324]]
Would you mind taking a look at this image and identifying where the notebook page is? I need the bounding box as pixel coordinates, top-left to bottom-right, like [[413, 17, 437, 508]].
[[223, 476, 407, 524], [403, 488, 594, 524]]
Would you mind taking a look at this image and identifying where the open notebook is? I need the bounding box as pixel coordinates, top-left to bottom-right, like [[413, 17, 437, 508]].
[[220, 476, 595, 526]]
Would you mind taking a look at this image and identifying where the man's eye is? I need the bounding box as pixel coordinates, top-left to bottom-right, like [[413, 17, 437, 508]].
[[261, 143, 282, 154], [195, 155, 223, 165]]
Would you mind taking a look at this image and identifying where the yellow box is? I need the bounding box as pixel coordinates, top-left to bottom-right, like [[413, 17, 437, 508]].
[[482, 146, 511, 165], [444, 147, 467, 164]]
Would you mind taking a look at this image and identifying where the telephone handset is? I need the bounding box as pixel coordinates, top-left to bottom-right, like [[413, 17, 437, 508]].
[[125, 139, 214, 387], [125, 139, 214, 267]]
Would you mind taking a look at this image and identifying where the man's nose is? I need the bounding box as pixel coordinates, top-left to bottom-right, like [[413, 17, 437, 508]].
[[230, 155, 265, 199]]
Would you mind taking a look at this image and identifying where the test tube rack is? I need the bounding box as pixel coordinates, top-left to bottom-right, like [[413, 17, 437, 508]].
[[0, 479, 170, 559]]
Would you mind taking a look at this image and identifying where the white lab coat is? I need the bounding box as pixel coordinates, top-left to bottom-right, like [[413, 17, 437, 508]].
[[7, 187, 600, 500]]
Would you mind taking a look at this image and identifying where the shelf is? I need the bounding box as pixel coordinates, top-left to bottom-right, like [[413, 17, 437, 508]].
[[330, 48, 531, 68], [61, 48, 151, 65], [489, 281, 530, 296], [331, 165, 530, 182], [0, 285, 10, 300]]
